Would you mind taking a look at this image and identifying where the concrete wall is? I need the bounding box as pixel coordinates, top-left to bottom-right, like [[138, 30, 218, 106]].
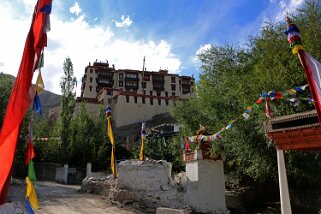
[[112, 95, 174, 127], [118, 160, 173, 191], [185, 160, 228, 213]]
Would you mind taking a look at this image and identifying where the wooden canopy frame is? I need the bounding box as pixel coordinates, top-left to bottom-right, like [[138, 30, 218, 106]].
[[266, 110, 321, 150]]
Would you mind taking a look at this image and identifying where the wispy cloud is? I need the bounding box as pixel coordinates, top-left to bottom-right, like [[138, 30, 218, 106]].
[[69, 2, 82, 17], [0, 1, 181, 96], [114, 15, 133, 28]]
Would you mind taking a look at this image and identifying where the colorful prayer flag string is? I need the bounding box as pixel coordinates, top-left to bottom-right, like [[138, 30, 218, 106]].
[[186, 84, 311, 144]]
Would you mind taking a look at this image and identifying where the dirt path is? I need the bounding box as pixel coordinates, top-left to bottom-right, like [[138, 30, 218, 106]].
[[8, 179, 141, 214]]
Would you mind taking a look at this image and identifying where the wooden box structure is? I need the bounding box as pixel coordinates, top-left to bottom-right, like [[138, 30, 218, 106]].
[[266, 110, 321, 150]]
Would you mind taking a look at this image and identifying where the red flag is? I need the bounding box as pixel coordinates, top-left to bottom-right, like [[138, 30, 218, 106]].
[[0, 0, 52, 204], [25, 138, 36, 166], [298, 51, 321, 124]]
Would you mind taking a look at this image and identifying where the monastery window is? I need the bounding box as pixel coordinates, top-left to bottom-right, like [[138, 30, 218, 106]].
[[142, 96, 145, 104], [179, 80, 181, 84], [134, 96, 137, 103], [142, 82, 146, 89], [172, 92, 175, 96], [126, 73, 138, 78], [89, 86, 92, 91], [149, 91, 153, 96], [158, 99, 161, 105], [144, 74, 150, 81], [90, 69, 93, 74], [126, 95, 129, 103], [119, 73, 123, 79], [171, 85, 176, 91], [150, 98, 153, 105], [171, 77, 176, 83], [119, 81, 123, 87], [156, 92, 161, 97], [165, 92, 168, 97], [165, 99, 169, 106], [90, 77, 92, 83]]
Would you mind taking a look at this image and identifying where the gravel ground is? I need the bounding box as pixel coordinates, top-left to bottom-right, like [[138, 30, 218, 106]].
[[7, 179, 142, 214]]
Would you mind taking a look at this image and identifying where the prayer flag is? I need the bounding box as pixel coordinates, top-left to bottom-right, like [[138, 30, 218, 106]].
[[33, 93, 42, 115], [35, 70, 45, 93], [26, 177, 38, 210], [28, 160, 37, 182], [139, 121, 146, 161], [106, 106, 117, 177], [300, 52, 321, 122], [25, 140, 35, 165], [0, 0, 52, 203], [25, 198, 35, 214]]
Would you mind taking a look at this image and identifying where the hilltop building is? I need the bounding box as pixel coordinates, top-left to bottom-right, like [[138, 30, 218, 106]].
[[77, 60, 195, 128]]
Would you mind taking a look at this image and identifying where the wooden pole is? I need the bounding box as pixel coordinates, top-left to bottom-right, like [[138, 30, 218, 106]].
[[277, 150, 292, 214]]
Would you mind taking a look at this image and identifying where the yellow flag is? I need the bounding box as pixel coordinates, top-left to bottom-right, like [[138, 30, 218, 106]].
[[107, 116, 117, 177], [35, 71, 45, 93], [26, 176, 39, 210], [139, 137, 145, 161]]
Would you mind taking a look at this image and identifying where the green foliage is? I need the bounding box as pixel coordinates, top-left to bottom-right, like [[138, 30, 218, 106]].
[[132, 134, 185, 172], [172, 1, 321, 184], [59, 57, 77, 164], [0, 73, 14, 126]]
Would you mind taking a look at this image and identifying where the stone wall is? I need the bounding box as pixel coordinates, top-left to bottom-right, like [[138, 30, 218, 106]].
[[81, 160, 229, 213]]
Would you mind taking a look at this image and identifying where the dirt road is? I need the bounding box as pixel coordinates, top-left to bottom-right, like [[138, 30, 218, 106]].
[[7, 179, 141, 214]]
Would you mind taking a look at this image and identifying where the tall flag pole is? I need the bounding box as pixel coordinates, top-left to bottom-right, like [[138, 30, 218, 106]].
[[0, 0, 52, 204], [285, 16, 321, 124], [106, 106, 117, 178], [139, 121, 146, 161]]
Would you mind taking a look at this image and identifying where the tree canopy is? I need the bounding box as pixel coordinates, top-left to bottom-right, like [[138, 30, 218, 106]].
[[172, 0, 321, 185]]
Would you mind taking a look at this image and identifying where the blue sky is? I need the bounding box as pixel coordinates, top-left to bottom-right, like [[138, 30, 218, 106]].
[[0, 0, 304, 95]]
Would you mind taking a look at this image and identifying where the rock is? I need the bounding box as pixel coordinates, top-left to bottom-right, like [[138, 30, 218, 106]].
[[0, 201, 27, 214]]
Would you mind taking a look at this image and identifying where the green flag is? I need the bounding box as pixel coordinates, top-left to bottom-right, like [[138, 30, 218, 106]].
[[28, 160, 37, 182], [36, 52, 44, 70]]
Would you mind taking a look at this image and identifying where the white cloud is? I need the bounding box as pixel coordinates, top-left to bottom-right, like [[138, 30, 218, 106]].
[[191, 44, 211, 72], [274, 0, 304, 22], [114, 15, 133, 28], [69, 2, 81, 17], [0, 1, 181, 97]]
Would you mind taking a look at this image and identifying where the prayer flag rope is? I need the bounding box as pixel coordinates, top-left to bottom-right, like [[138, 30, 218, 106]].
[[186, 84, 312, 144]]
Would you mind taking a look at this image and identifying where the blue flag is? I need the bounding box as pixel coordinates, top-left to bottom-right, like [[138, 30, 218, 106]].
[[33, 93, 42, 115], [25, 198, 35, 214]]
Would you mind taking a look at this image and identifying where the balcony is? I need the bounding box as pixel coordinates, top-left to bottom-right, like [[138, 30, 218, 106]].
[[125, 76, 139, 81]]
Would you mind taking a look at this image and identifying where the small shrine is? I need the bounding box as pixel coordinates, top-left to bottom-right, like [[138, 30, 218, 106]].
[[183, 127, 228, 214]]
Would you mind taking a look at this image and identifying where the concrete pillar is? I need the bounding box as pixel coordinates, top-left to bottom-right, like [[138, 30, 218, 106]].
[[184, 160, 229, 213], [63, 164, 68, 185], [277, 150, 292, 214], [86, 163, 92, 177]]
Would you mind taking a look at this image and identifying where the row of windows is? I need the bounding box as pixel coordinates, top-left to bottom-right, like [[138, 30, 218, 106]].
[[125, 95, 170, 106]]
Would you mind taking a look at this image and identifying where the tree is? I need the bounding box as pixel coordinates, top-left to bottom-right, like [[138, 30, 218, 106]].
[[172, 0, 321, 184], [59, 57, 77, 164], [0, 73, 14, 126]]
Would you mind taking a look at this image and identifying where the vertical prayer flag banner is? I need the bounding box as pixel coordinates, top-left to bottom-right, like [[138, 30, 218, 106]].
[[139, 121, 146, 161], [106, 106, 117, 178], [26, 177, 38, 210], [0, 0, 52, 204], [285, 16, 321, 123], [300, 52, 321, 122]]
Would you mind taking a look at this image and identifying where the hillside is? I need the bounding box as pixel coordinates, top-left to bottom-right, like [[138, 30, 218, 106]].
[[1, 73, 61, 117]]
